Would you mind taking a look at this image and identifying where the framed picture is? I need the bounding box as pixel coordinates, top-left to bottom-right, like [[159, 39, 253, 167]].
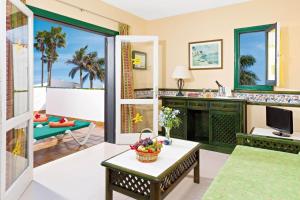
[[189, 39, 223, 70], [132, 50, 147, 70]]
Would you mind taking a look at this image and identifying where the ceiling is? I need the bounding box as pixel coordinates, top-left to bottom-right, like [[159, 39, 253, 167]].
[[102, 0, 251, 20]]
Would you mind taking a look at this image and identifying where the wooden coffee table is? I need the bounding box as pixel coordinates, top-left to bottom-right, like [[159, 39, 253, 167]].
[[101, 137, 200, 200]]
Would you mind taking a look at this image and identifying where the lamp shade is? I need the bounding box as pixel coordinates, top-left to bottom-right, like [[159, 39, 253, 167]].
[[171, 66, 191, 79]]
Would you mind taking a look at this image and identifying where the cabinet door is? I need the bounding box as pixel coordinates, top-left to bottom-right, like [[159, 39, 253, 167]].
[[209, 110, 241, 146], [162, 99, 187, 139], [169, 107, 187, 139]]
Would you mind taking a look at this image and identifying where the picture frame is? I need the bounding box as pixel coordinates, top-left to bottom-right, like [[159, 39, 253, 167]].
[[132, 50, 147, 70], [189, 39, 223, 70]]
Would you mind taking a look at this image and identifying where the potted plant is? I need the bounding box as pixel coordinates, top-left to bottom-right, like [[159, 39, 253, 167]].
[[159, 107, 181, 145]]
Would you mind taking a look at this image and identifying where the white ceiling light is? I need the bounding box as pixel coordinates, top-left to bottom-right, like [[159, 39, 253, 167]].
[[102, 0, 251, 20]]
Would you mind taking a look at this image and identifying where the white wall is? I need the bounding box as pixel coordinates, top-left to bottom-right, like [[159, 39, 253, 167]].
[[45, 88, 105, 122], [34, 87, 47, 111]]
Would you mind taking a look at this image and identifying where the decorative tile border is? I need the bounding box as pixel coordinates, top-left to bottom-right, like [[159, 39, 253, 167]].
[[134, 89, 300, 106], [234, 92, 300, 105]]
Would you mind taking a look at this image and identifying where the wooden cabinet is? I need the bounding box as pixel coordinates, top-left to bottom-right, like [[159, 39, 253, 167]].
[[162, 99, 187, 139], [162, 97, 246, 152]]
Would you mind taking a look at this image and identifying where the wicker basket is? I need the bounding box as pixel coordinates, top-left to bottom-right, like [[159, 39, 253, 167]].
[[136, 150, 160, 163], [135, 133, 161, 163]]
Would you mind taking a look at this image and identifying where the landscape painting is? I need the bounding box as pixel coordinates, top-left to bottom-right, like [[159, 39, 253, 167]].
[[189, 39, 222, 70]]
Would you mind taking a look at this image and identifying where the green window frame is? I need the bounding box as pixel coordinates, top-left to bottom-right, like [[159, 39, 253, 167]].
[[27, 5, 119, 36], [234, 24, 274, 91]]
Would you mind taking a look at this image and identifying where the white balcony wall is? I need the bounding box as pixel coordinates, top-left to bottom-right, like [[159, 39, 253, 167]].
[[34, 87, 47, 111], [34, 87, 105, 122]]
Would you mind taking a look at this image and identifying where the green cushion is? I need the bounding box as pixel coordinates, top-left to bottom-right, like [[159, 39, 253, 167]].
[[203, 145, 300, 200], [33, 116, 61, 127], [34, 120, 90, 140]]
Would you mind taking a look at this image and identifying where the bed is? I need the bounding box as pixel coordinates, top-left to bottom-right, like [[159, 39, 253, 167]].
[[203, 145, 300, 200]]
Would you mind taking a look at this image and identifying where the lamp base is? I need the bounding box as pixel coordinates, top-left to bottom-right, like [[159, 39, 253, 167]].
[[176, 79, 185, 96]]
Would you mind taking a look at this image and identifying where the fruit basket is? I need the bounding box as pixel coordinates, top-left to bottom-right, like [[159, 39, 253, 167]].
[[130, 134, 163, 163]]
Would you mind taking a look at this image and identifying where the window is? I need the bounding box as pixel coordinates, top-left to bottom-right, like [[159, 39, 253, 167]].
[[234, 23, 279, 91]]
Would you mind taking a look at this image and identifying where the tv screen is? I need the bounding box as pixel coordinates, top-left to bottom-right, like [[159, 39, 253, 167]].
[[266, 106, 293, 134]]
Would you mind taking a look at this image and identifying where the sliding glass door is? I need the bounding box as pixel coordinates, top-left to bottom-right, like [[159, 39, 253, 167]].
[[0, 1, 33, 199]]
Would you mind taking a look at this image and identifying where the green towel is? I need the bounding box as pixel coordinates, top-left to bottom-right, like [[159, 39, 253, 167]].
[[34, 120, 90, 140], [203, 145, 300, 200]]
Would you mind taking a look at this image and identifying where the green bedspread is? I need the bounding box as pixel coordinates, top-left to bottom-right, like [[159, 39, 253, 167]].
[[34, 120, 90, 140], [203, 145, 300, 200]]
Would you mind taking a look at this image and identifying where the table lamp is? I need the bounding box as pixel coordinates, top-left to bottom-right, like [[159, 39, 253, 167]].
[[172, 66, 191, 96]]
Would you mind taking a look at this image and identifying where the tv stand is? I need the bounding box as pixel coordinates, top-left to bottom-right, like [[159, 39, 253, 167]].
[[272, 131, 291, 137], [236, 128, 300, 154]]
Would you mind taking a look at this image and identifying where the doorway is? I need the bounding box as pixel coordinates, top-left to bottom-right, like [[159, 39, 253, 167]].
[[30, 8, 115, 166]]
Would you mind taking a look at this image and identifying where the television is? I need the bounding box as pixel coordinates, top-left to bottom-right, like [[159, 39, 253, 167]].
[[266, 106, 293, 137]]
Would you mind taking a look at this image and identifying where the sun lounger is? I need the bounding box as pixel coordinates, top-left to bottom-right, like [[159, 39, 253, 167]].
[[34, 120, 96, 145]]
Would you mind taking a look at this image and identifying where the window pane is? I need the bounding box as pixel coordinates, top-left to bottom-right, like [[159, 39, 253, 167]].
[[6, 122, 29, 190], [6, 1, 29, 119], [239, 31, 266, 86], [121, 104, 153, 134], [120, 41, 153, 99]]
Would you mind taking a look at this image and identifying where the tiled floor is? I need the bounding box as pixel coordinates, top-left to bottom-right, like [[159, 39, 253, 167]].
[[21, 142, 229, 200], [34, 126, 104, 167]]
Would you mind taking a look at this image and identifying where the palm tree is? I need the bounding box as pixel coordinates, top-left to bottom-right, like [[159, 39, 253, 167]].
[[239, 55, 260, 85], [44, 27, 66, 87], [83, 53, 105, 88], [34, 31, 47, 86], [96, 58, 105, 81], [66, 45, 88, 88]]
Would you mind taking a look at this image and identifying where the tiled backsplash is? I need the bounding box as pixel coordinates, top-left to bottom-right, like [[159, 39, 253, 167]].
[[234, 93, 300, 105], [135, 89, 300, 106]]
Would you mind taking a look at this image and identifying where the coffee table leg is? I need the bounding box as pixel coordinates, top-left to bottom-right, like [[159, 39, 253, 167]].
[[106, 168, 113, 200], [150, 182, 161, 200], [194, 150, 200, 184]]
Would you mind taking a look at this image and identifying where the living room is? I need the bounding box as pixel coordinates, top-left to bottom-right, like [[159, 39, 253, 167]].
[[1, 0, 300, 200]]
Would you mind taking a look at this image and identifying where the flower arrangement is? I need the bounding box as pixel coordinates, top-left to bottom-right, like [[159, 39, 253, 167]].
[[159, 107, 181, 144], [159, 106, 181, 129]]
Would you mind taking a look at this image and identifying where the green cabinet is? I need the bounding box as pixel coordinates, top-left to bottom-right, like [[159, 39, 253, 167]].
[[162, 99, 187, 139], [162, 97, 246, 152]]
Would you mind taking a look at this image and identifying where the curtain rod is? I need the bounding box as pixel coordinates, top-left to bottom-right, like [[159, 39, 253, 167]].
[[54, 0, 123, 24]]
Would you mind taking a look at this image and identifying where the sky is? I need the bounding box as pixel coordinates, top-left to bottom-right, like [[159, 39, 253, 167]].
[[240, 31, 266, 85], [34, 18, 105, 88]]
